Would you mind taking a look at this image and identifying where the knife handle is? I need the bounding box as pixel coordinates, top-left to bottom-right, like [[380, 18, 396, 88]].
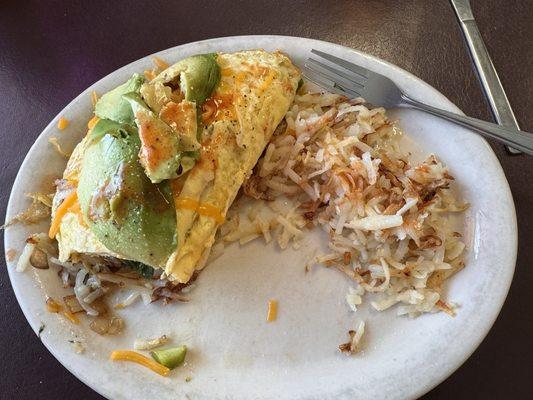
[[452, 1, 522, 154]]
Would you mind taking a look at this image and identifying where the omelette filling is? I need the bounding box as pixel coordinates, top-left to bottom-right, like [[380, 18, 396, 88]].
[[45, 49, 301, 309]]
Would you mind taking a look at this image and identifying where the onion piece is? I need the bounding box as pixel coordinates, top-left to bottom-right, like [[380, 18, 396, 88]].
[[74, 269, 99, 316], [16, 242, 35, 272], [63, 295, 84, 313], [134, 335, 169, 350], [30, 248, 49, 269]]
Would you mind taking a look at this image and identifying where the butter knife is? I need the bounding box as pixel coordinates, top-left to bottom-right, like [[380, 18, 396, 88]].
[[450, 0, 522, 154]]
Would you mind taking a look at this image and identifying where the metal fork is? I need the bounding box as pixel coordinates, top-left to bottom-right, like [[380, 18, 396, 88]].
[[304, 49, 533, 156]]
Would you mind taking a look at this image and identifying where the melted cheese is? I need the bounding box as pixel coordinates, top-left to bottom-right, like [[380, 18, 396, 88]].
[[165, 50, 301, 283], [258, 70, 276, 94], [174, 197, 225, 224]]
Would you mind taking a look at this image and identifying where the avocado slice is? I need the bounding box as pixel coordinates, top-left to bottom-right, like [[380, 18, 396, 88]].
[[154, 53, 220, 106], [77, 128, 177, 268], [88, 118, 135, 142], [125, 93, 199, 183], [95, 74, 144, 124], [125, 93, 183, 183]]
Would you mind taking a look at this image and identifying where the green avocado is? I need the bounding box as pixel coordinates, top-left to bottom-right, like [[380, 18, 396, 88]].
[[124, 93, 200, 183], [88, 118, 135, 142], [124, 93, 182, 183], [155, 53, 220, 106], [94, 74, 144, 124], [77, 128, 177, 268]]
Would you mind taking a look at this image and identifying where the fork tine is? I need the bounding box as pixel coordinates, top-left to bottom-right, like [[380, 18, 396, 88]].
[[301, 71, 347, 96], [302, 68, 361, 98], [306, 58, 367, 87], [303, 65, 362, 97], [311, 49, 370, 78]]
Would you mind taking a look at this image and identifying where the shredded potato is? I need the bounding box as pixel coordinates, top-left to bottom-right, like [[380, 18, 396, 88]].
[[49, 137, 71, 158], [228, 87, 468, 320]]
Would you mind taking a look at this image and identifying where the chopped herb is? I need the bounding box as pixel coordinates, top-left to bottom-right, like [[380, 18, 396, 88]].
[[38, 323, 45, 337]]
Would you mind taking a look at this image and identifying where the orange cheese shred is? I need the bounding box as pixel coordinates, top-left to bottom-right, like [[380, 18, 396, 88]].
[[152, 56, 169, 71], [68, 200, 87, 227], [110, 350, 170, 377], [174, 197, 225, 224], [91, 91, 99, 108], [144, 70, 156, 81], [57, 117, 69, 130], [48, 191, 78, 239], [88, 115, 100, 130], [235, 71, 247, 82], [267, 300, 278, 322], [258, 71, 276, 94]]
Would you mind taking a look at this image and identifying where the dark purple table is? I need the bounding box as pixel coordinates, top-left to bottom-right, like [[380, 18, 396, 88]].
[[1, 1, 531, 398]]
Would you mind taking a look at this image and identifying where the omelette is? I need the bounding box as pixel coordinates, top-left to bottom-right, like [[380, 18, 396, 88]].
[[50, 50, 301, 283]]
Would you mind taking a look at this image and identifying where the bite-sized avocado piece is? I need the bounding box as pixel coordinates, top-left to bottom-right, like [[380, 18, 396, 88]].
[[77, 128, 177, 268], [150, 346, 187, 369], [154, 53, 220, 106], [125, 93, 199, 183], [125, 93, 182, 183], [95, 74, 144, 124]]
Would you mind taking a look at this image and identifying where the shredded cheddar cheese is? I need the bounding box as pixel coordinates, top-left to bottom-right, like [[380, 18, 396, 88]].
[[49, 191, 78, 239], [110, 350, 170, 377], [152, 56, 169, 70], [175, 198, 225, 223], [91, 91, 99, 108], [68, 200, 87, 227], [144, 69, 156, 81], [235, 71, 247, 82], [267, 300, 278, 322], [57, 117, 69, 130], [63, 311, 80, 324], [88, 115, 100, 130], [258, 71, 276, 94]]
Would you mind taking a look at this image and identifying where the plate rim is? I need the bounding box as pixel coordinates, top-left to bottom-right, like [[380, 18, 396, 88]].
[[4, 34, 518, 400]]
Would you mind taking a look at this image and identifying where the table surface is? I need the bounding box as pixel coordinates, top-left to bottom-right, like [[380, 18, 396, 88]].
[[1, 1, 531, 399]]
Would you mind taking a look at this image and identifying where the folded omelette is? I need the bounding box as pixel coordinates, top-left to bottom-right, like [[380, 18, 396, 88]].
[[50, 50, 301, 283]]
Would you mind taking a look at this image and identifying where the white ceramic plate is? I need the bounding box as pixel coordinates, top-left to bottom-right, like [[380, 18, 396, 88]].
[[4, 36, 517, 400]]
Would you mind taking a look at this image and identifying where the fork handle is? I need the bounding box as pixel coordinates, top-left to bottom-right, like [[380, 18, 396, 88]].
[[400, 94, 533, 156]]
